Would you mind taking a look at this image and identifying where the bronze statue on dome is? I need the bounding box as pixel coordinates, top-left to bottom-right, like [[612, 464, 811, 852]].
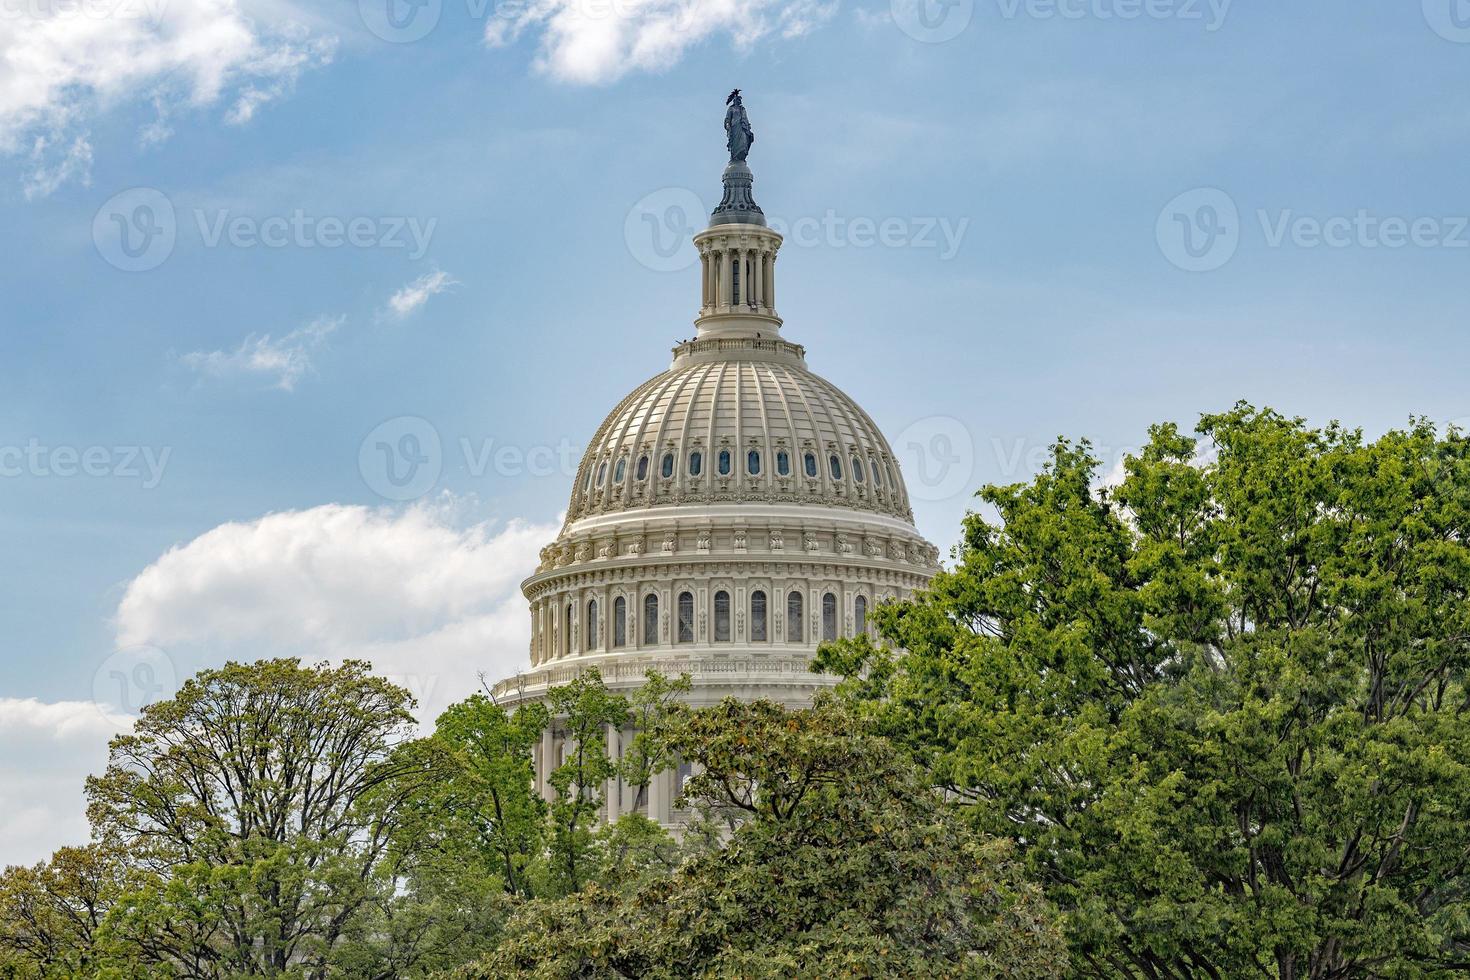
[[725, 89, 754, 164]]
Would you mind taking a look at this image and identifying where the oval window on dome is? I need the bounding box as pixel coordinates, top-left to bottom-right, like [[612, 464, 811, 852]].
[[777, 451, 790, 476], [872, 460, 882, 487], [689, 451, 703, 476], [829, 455, 843, 481], [613, 458, 626, 483], [804, 453, 818, 478], [636, 455, 649, 481], [661, 453, 674, 479], [718, 450, 732, 476], [747, 450, 760, 475], [596, 462, 607, 486], [852, 457, 864, 483]]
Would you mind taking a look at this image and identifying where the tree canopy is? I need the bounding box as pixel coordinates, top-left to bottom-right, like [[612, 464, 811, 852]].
[[462, 698, 1066, 979], [818, 405, 1470, 978]]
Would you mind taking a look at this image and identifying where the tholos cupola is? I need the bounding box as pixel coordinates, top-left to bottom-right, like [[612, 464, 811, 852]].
[[693, 89, 783, 340]]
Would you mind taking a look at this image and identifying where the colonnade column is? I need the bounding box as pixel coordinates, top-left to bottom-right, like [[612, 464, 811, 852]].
[[539, 725, 554, 802], [648, 766, 666, 825], [604, 724, 620, 823]]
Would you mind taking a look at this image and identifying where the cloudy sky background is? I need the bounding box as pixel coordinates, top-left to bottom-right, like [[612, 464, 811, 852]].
[[3, 0, 1470, 865]]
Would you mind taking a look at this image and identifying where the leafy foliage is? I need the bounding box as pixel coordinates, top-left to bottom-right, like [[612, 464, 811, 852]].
[[459, 698, 1067, 979], [0, 844, 127, 978], [818, 405, 1470, 978], [84, 658, 428, 977]]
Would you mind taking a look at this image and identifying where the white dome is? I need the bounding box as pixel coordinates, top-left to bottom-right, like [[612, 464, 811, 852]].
[[495, 101, 941, 830], [567, 337, 914, 527]]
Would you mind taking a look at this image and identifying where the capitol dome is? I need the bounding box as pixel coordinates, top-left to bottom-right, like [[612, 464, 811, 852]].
[[566, 336, 915, 527], [493, 93, 938, 826]]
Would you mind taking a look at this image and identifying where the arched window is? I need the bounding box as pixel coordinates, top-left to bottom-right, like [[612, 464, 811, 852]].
[[677, 591, 694, 644], [596, 462, 607, 486], [614, 596, 627, 647], [690, 451, 703, 476], [643, 594, 659, 645], [854, 595, 867, 636], [787, 591, 804, 643], [730, 256, 740, 305], [776, 451, 790, 476], [747, 450, 761, 475], [613, 458, 626, 483], [661, 453, 674, 478], [564, 603, 573, 657], [751, 590, 768, 642], [586, 599, 599, 651], [714, 590, 731, 641], [636, 455, 649, 481], [829, 455, 843, 481], [852, 457, 864, 483], [718, 450, 732, 476], [822, 592, 837, 641], [872, 460, 882, 487], [804, 452, 818, 478]]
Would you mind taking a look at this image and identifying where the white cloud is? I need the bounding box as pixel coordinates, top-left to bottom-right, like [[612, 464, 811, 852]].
[[180, 314, 341, 390], [22, 132, 93, 199], [115, 499, 556, 721], [0, 0, 335, 193], [485, 0, 838, 85], [1, 500, 551, 867], [0, 699, 130, 868], [386, 269, 456, 318]]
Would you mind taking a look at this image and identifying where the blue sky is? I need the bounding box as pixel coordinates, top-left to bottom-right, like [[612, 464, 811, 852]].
[[3, 0, 1470, 864]]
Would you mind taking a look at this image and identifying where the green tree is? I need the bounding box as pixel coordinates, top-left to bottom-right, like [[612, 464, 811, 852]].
[[0, 844, 127, 978], [408, 695, 550, 899], [461, 698, 1066, 979], [818, 405, 1470, 978], [543, 668, 629, 896], [85, 658, 427, 977]]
